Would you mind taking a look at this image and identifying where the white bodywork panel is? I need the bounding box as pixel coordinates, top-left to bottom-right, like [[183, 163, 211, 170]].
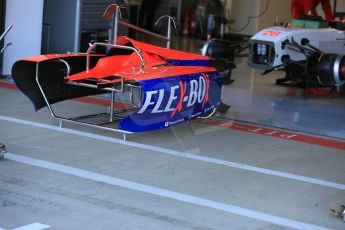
[[248, 26, 345, 70]]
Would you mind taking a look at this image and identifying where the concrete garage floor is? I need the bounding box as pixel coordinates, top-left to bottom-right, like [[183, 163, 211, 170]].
[[221, 56, 345, 140], [1, 34, 345, 229], [0, 75, 345, 230]]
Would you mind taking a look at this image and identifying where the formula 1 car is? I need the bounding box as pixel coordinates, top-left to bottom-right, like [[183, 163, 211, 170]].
[[12, 3, 226, 138], [200, 14, 249, 85], [247, 17, 345, 89]]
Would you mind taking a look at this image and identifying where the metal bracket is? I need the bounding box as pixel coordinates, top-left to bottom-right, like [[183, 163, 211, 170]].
[[0, 25, 13, 54], [103, 3, 174, 46], [1, 42, 12, 53], [0, 25, 12, 43], [86, 42, 145, 73], [155, 16, 177, 49], [31, 3, 179, 140], [35, 61, 133, 141]]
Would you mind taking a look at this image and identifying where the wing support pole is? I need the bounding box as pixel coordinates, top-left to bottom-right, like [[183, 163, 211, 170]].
[[155, 16, 177, 49], [35, 61, 134, 141], [103, 3, 176, 48]]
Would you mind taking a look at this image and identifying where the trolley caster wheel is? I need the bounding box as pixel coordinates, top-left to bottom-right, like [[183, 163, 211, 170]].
[[0, 143, 6, 160], [330, 203, 345, 221]]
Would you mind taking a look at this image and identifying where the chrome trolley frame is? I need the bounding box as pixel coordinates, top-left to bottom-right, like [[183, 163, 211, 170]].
[[36, 3, 176, 140]]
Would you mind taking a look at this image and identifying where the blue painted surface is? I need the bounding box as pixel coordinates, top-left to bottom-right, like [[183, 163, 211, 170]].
[[166, 59, 210, 67], [119, 71, 222, 132]]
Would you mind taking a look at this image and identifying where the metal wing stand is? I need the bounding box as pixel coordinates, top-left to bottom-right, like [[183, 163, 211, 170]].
[[34, 3, 176, 141], [0, 25, 12, 159], [35, 5, 140, 141], [0, 25, 12, 53]]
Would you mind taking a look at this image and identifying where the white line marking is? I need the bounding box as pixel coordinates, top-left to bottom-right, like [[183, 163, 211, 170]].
[[1, 115, 345, 191], [6, 152, 331, 230], [11, 223, 50, 230]]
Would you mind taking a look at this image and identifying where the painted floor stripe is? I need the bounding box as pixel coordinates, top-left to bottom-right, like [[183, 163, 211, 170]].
[[2, 80, 345, 150], [0, 223, 50, 230], [197, 119, 345, 151], [0, 81, 17, 90], [12, 223, 50, 230], [1, 115, 345, 191], [0, 81, 130, 110], [5, 153, 331, 230], [73, 96, 132, 110]]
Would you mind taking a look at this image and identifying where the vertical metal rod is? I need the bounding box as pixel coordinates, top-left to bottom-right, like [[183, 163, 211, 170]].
[[113, 7, 119, 45], [74, 0, 82, 52], [220, 23, 225, 39], [35, 63, 56, 118], [86, 47, 91, 73], [167, 19, 171, 49], [130, 87, 134, 104], [109, 91, 115, 122], [155, 16, 176, 49]]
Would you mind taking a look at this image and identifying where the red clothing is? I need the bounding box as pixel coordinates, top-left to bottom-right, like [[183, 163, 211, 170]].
[[291, 0, 333, 20]]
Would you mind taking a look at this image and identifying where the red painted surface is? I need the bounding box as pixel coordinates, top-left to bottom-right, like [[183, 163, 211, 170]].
[[64, 36, 215, 84], [119, 36, 210, 60], [65, 56, 215, 83], [291, 0, 333, 21], [20, 53, 88, 63], [0, 81, 18, 90], [17, 36, 214, 84]]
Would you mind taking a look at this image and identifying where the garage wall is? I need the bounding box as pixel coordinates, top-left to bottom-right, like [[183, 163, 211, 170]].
[[229, 0, 337, 36], [229, 0, 290, 35], [334, 0, 345, 16], [257, 0, 291, 30], [2, 0, 44, 76], [43, 0, 81, 54], [228, 0, 261, 35]]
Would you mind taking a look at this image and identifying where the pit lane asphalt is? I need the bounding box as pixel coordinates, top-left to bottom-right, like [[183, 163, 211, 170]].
[[0, 82, 345, 230]]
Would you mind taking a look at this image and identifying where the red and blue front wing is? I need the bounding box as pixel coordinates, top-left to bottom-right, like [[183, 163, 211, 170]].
[[12, 36, 223, 133], [119, 71, 221, 132]]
